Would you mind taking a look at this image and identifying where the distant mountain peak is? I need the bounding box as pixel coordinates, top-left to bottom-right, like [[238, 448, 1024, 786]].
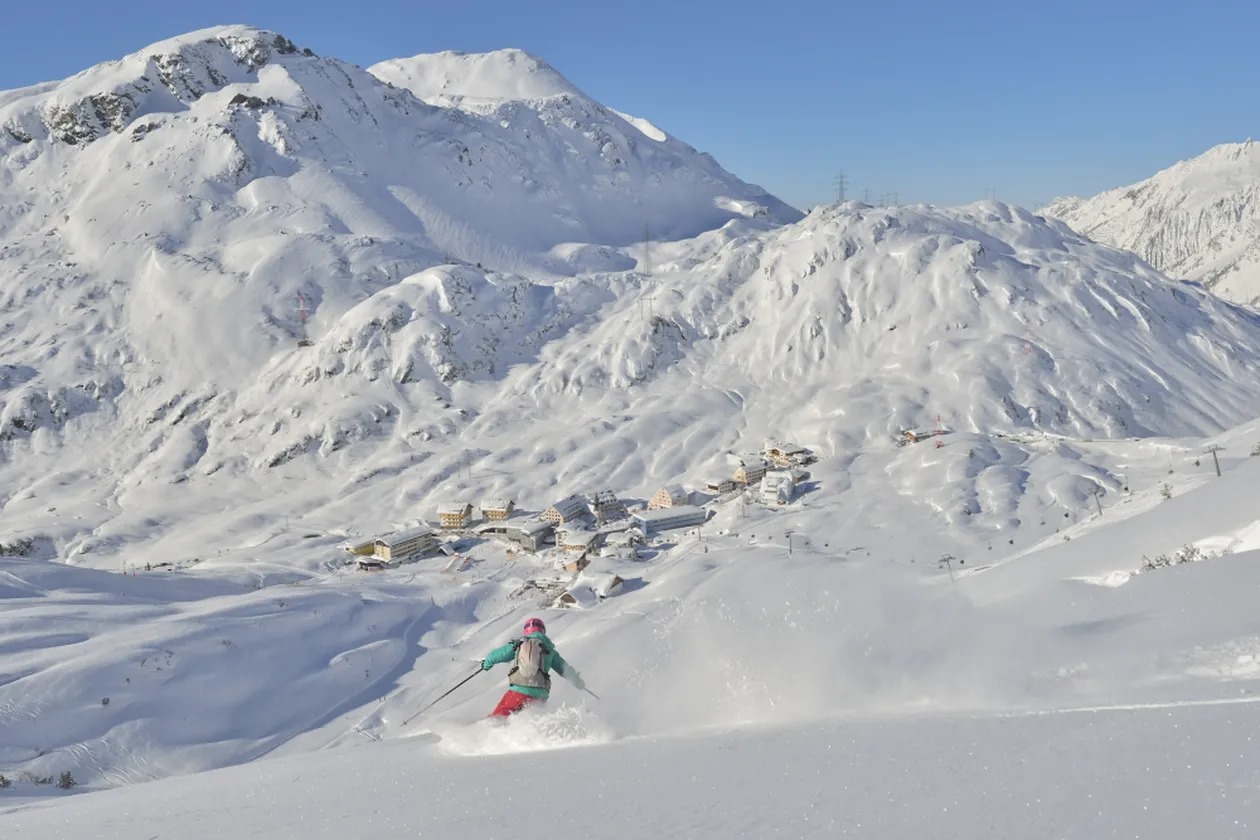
[[1, 25, 317, 148], [1040, 140, 1260, 304], [370, 48, 583, 106]]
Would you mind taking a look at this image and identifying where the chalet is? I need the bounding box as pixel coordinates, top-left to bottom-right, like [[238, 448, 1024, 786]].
[[588, 489, 629, 524], [733, 458, 769, 485], [438, 502, 474, 529], [558, 529, 602, 554], [704, 476, 737, 495], [373, 526, 440, 564], [764, 441, 815, 467], [356, 556, 387, 572], [542, 496, 589, 526], [480, 499, 515, 521], [557, 572, 625, 607], [559, 555, 592, 573], [630, 505, 709, 535], [761, 470, 796, 506], [648, 484, 690, 510]]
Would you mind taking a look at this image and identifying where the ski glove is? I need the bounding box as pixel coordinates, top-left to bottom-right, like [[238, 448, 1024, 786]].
[[571, 672, 586, 691], [481, 659, 492, 671]]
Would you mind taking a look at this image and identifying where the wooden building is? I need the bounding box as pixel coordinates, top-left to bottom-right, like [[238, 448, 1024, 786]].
[[648, 484, 690, 510]]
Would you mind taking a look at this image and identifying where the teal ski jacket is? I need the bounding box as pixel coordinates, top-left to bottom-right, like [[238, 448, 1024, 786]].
[[481, 632, 583, 700]]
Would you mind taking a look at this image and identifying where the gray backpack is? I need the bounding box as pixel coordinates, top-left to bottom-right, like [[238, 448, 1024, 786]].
[[509, 636, 550, 689]]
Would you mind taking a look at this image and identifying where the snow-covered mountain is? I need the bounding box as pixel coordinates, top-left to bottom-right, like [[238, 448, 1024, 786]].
[[367, 48, 787, 227], [4, 26, 1260, 567], [369, 48, 585, 107], [1041, 140, 1260, 304], [6, 27, 1260, 835]]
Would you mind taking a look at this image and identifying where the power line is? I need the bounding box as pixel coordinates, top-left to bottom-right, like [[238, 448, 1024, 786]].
[[296, 291, 313, 347], [639, 294, 656, 321], [832, 172, 847, 204]]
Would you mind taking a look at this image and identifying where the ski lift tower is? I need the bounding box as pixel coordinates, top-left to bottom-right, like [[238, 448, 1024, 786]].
[[296, 292, 313, 347]]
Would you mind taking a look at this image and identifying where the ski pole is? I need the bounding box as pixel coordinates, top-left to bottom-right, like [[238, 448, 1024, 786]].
[[582, 686, 601, 700], [402, 667, 483, 726]]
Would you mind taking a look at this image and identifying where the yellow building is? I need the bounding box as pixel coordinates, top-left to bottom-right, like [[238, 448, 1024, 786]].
[[734, 458, 769, 485], [438, 502, 474, 529], [764, 441, 815, 467], [480, 499, 515, 521], [373, 526, 439, 563]]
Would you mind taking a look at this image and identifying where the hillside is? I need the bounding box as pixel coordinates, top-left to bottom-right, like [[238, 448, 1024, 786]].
[[4, 26, 1260, 838], [3, 414, 1260, 834], [2, 26, 1260, 610], [1041, 140, 1260, 304]]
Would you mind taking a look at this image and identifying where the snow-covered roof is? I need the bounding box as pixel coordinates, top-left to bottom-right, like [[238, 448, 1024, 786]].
[[558, 529, 600, 547], [763, 470, 795, 487], [564, 571, 624, 603], [631, 505, 708, 525], [512, 519, 556, 536], [547, 497, 588, 519], [558, 584, 600, 608], [375, 525, 436, 545], [481, 499, 513, 511], [438, 502, 472, 515]]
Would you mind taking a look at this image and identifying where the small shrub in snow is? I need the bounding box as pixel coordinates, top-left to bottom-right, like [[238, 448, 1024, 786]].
[[0, 537, 35, 556], [1160, 483, 1173, 500], [0, 774, 10, 788], [56, 771, 76, 789], [1141, 543, 1227, 572], [1251, 441, 1260, 456], [1173, 544, 1203, 565], [19, 771, 53, 785]]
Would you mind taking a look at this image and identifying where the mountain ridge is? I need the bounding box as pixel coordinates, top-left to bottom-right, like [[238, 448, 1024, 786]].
[[3, 28, 1260, 572], [1040, 139, 1260, 304]]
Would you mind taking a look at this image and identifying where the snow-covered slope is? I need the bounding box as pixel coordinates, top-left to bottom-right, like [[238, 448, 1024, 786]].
[[1, 30, 1259, 613], [369, 48, 583, 106], [4, 414, 1260, 834], [4, 29, 1260, 829], [367, 47, 788, 226], [6, 187, 1260, 567], [1041, 140, 1260, 304], [509, 200, 1260, 443]]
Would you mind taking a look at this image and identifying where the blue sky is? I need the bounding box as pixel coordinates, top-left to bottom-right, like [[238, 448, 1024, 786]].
[[3, 0, 1257, 210]]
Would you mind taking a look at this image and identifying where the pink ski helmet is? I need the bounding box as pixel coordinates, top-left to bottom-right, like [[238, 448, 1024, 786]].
[[523, 617, 546, 636]]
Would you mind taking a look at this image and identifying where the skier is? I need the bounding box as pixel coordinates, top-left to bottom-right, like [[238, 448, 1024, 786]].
[[480, 617, 585, 717]]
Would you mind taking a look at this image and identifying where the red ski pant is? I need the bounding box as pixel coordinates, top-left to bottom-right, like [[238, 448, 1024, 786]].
[[489, 689, 544, 717]]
